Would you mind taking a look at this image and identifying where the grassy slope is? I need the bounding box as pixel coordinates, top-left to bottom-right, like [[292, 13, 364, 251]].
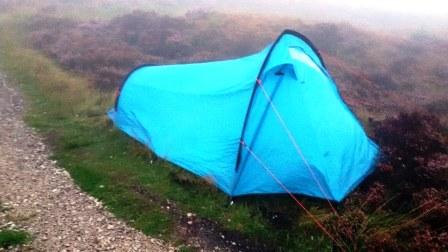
[[0, 201, 30, 249], [0, 15, 331, 251], [0, 229, 29, 249]]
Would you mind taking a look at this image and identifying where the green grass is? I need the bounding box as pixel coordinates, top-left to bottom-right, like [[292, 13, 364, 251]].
[[0, 15, 332, 251], [0, 229, 30, 249]]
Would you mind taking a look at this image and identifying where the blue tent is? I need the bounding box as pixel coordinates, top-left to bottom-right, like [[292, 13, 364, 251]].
[[108, 30, 378, 202]]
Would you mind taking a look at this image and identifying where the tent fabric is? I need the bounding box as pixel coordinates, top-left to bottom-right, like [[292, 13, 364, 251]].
[[108, 30, 378, 202]]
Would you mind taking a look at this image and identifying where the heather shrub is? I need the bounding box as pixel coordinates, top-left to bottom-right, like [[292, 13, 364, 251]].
[[29, 18, 152, 90], [364, 231, 400, 252], [372, 112, 447, 195], [326, 111, 448, 251], [326, 209, 367, 250], [27, 11, 295, 90], [413, 188, 448, 229], [362, 182, 386, 210], [411, 227, 448, 252]]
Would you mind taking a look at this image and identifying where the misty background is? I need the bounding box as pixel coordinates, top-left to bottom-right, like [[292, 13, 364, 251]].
[[0, 1, 447, 251]]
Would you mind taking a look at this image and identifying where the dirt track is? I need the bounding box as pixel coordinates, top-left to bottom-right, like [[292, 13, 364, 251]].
[[0, 73, 171, 251]]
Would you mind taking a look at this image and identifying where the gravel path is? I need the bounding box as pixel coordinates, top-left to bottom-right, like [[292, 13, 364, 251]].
[[0, 73, 171, 251]]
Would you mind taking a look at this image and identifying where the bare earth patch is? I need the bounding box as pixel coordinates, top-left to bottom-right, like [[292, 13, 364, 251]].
[[0, 73, 171, 251]]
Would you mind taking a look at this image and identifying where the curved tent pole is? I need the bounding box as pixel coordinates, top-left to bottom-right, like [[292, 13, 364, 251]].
[[231, 29, 327, 185], [114, 64, 157, 110], [231, 29, 341, 217]]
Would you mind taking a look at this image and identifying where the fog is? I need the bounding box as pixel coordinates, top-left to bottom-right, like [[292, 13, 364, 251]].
[[318, 0, 448, 16], [180, 0, 448, 34], [2, 0, 447, 35]]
